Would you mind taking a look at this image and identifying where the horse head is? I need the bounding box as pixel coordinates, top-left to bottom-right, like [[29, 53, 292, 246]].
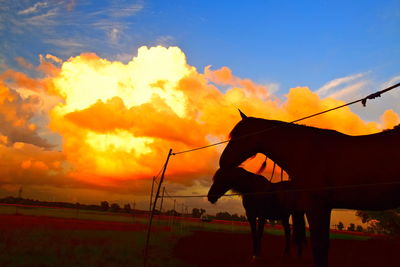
[[207, 168, 239, 204], [208, 167, 271, 203], [219, 110, 275, 168]]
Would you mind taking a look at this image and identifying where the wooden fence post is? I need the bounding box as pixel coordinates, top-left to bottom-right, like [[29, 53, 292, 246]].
[[159, 187, 165, 213], [143, 149, 172, 267], [149, 176, 155, 211]]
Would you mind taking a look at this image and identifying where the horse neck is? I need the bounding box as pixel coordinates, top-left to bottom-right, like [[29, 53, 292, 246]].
[[231, 173, 268, 194], [256, 120, 319, 174]]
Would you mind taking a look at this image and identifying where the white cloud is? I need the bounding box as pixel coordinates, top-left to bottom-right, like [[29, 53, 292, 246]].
[[264, 82, 280, 95], [154, 35, 176, 47], [110, 3, 144, 17], [24, 8, 58, 26], [18, 1, 48, 15], [112, 52, 134, 63], [44, 38, 85, 48], [86, 2, 144, 18], [327, 81, 367, 100], [0, 55, 7, 72], [316, 72, 367, 97], [66, 0, 76, 12], [346, 74, 400, 122], [109, 27, 120, 44], [382, 75, 400, 97]]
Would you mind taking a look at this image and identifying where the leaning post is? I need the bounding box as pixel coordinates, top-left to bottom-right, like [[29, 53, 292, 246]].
[[149, 176, 155, 212], [159, 186, 165, 213], [143, 148, 173, 267]]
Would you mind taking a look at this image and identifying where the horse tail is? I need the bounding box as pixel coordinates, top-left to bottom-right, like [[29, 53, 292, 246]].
[[256, 157, 267, 174]]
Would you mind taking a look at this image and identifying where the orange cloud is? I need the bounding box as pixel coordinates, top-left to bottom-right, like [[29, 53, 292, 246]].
[[0, 142, 64, 190], [380, 109, 400, 129], [0, 81, 51, 148], [0, 45, 396, 198], [47, 46, 389, 189], [204, 66, 233, 85], [283, 87, 379, 135], [1, 70, 43, 92], [15, 57, 34, 69], [64, 96, 207, 146], [205, 65, 270, 100]]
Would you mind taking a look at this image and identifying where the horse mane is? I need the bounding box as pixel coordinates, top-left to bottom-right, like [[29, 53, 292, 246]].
[[228, 117, 349, 140], [256, 157, 267, 174]]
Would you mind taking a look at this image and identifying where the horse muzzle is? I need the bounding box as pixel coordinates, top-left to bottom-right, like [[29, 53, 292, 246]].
[[207, 196, 217, 204]]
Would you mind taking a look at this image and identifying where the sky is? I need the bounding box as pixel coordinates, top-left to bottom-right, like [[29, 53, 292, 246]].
[[0, 0, 399, 226]]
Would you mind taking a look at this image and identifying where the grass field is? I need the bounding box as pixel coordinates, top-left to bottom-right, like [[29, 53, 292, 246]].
[[0, 204, 386, 266]]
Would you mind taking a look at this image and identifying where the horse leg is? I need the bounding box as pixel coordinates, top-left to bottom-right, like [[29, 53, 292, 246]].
[[248, 216, 259, 258], [292, 211, 306, 258], [307, 208, 331, 267], [256, 217, 265, 257], [281, 214, 291, 256]]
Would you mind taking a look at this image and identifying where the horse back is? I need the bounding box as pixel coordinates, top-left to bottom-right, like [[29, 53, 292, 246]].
[[311, 129, 400, 185]]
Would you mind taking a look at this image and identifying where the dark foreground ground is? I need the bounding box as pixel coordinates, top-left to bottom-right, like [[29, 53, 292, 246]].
[[174, 230, 400, 267], [0, 210, 398, 267]]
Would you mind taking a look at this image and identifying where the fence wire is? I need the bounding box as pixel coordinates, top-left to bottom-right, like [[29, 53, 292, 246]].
[[172, 82, 400, 155], [144, 82, 400, 266], [163, 181, 400, 199]]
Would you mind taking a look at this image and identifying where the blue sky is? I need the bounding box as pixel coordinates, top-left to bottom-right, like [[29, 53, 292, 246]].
[[1, 0, 399, 94]]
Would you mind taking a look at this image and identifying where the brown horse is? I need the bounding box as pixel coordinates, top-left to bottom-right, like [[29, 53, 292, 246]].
[[208, 167, 306, 259], [219, 111, 400, 267]]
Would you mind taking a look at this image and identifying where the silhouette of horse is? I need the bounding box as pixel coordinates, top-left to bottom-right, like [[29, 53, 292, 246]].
[[208, 167, 306, 259], [219, 110, 400, 267]]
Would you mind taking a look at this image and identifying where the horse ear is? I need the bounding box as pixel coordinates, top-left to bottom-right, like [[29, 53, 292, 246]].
[[238, 109, 248, 120]]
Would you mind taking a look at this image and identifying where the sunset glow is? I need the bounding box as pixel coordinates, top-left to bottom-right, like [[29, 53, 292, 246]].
[[0, 1, 399, 211], [2, 3, 400, 265], [1, 44, 397, 196]]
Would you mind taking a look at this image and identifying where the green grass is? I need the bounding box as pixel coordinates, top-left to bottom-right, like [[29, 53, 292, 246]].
[[2, 205, 372, 241], [0, 204, 372, 266], [329, 232, 371, 240], [1, 204, 150, 224], [0, 205, 189, 266], [0, 227, 186, 267]]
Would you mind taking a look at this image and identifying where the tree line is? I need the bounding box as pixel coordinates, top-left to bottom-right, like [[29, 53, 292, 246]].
[[0, 196, 141, 214], [2, 196, 398, 235]]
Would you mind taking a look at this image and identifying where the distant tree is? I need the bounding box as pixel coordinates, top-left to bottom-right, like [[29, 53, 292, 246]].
[[347, 223, 356, 231], [231, 213, 240, 221], [17, 186, 23, 199], [356, 209, 400, 235], [215, 211, 232, 220], [110, 203, 120, 212], [356, 225, 364, 232], [240, 215, 247, 222], [200, 208, 206, 216], [192, 208, 206, 218], [153, 209, 161, 215], [166, 209, 179, 216], [100, 201, 109, 211], [366, 226, 376, 234], [124, 204, 131, 213], [192, 208, 200, 218], [337, 222, 344, 231]]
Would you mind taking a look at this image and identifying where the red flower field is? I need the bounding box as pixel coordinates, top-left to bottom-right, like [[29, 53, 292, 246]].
[[174, 230, 399, 267], [0, 214, 170, 232], [0, 211, 398, 266]]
